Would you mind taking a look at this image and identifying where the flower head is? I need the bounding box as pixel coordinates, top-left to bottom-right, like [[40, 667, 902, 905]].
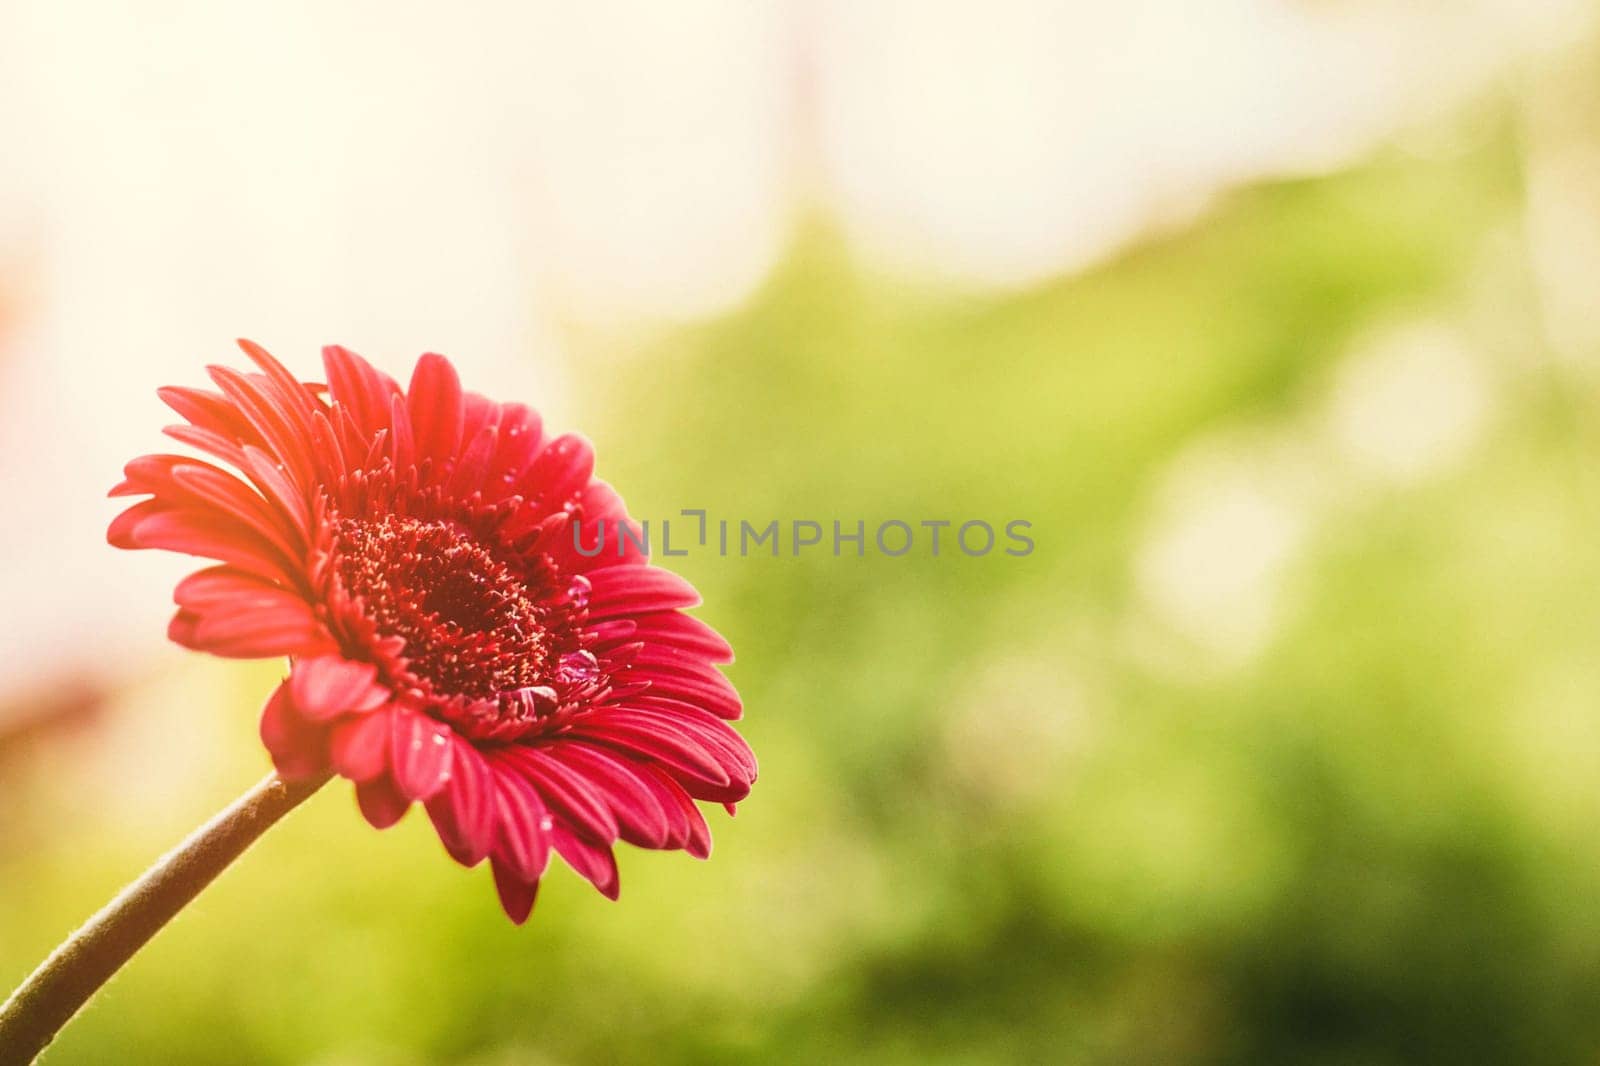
[[109, 342, 755, 922]]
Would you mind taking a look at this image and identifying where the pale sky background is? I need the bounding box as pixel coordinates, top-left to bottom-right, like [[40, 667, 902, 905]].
[[0, 0, 1590, 705]]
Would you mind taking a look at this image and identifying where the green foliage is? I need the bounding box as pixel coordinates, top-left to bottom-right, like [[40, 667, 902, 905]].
[[9, 135, 1600, 1064]]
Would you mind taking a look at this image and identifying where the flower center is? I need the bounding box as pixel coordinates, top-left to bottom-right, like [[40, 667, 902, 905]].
[[332, 514, 562, 702]]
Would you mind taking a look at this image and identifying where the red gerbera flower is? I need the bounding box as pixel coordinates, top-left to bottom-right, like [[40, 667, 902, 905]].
[[108, 341, 755, 923]]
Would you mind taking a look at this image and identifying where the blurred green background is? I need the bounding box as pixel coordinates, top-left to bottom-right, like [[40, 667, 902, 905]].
[[7, 7, 1600, 1065]]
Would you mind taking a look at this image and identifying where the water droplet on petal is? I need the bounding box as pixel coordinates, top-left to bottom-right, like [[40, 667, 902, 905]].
[[558, 650, 600, 686], [504, 685, 558, 716]]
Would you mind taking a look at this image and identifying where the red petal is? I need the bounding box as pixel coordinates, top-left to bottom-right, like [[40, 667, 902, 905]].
[[566, 718, 732, 789], [238, 445, 313, 541], [586, 566, 701, 620], [236, 339, 319, 423], [626, 759, 696, 849], [460, 390, 498, 446], [611, 612, 733, 662], [576, 479, 630, 523], [495, 747, 620, 844], [425, 737, 498, 867], [542, 481, 648, 573], [585, 619, 638, 645], [649, 768, 713, 859], [616, 666, 742, 720], [158, 385, 263, 448], [112, 502, 294, 585], [107, 498, 165, 548], [173, 566, 292, 608], [289, 655, 388, 722], [305, 408, 347, 487], [517, 433, 594, 509], [551, 825, 620, 899], [548, 745, 673, 849], [162, 422, 248, 470], [408, 352, 464, 477], [490, 858, 540, 925], [207, 366, 318, 494], [330, 402, 372, 475], [322, 344, 400, 441], [446, 423, 497, 498], [486, 403, 542, 486], [489, 767, 553, 882], [167, 609, 205, 650], [259, 685, 328, 780], [626, 641, 735, 676], [357, 776, 411, 829], [609, 704, 758, 780], [328, 709, 393, 782], [115, 453, 267, 519], [388, 393, 415, 474], [389, 707, 453, 802], [189, 600, 329, 659]]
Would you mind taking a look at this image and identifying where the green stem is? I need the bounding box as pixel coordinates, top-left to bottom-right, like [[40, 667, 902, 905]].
[[0, 772, 328, 1065]]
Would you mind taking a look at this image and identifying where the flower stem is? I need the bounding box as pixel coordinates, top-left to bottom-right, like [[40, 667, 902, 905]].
[[0, 771, 329, 1065]]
